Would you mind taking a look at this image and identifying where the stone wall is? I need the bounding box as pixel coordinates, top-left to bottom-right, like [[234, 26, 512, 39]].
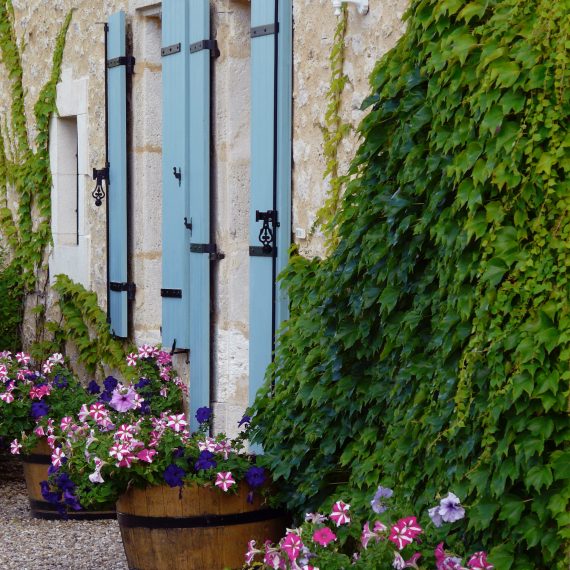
[[0, 0, 407, 435]]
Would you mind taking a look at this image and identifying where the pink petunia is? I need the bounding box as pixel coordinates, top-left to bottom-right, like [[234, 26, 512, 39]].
[[329, 500, 351, 526], [166, 414, 188, 433], [389, 517, 423, 551], [245, 540, 260, 565], [214, 439, 232, 460], [0, 391, 14, 403], [215, 471, 236, 492], [51, 447, 66, 468], [361, 522, 376, 549], [60, 416, 73, 432], [126, 352, 138, 366], [136, 449, 157, 463], [312, 526, 336, 546], [15, 352, 30, 365], [281, 532, 304, 561], [0, 364, 7, 379], [468, 551, 493, 570], [42, 361, 53, 374], [10, 439, 22, 455]]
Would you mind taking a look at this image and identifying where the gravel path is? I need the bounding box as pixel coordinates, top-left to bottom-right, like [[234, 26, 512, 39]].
[[0, 452, 128, 570]]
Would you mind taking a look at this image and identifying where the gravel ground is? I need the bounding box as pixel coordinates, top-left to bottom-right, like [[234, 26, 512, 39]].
[[0, 452, 128, 570]]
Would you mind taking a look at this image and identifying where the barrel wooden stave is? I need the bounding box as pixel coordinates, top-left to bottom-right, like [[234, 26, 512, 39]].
[[117, 484, 288, 570], [22, 439, 115, 520]]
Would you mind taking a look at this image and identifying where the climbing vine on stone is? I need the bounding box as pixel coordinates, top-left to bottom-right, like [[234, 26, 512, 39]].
[[0, 1, 72, 346], [314, 6, 352, 246], [251, 0, 569, 568]]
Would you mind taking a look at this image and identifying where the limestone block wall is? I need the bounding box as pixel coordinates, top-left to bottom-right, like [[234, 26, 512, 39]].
[[291, 0, 408, 258]]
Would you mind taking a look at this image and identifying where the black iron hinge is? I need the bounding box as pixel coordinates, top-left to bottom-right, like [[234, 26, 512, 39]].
[[190, 39, 220, 58], [92, 165, 109, 207], [190, 243, 225, 261], [161, 43, 181, 57], [251, 23, 279, 38], [250, 209, 279, 256], [107, 56, 135, 74], [109, 281, 136, 300]]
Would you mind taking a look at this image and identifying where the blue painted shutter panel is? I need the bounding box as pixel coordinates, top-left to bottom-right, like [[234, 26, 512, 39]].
[[188, 0, 211, 431], [162, 0, 191, 350], [107, 12, 128, 338], [249, 1, 292, 406]]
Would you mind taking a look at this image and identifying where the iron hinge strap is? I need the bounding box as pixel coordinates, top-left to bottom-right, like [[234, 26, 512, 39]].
[[190, 243, 225, 261], [107, 56, 136, 73], [190, 39, 220, 58], [251, 23, 279, 38], [109, 281, 136, 300], [161, 43, 181, 57]]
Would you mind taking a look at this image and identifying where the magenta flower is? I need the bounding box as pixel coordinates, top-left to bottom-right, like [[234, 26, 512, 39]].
[[361, 522, 376, 549], [51, 447, 66, 468], [329, 500, 351, 526], [281, 532, 304, 561], [15, 352, 30, 365], [435, 543, 465, 570], [393, 552, 421, 569], [389, 517, 422, 550], [109, 386, 138, 412], [166, 413, 188, 433], [136, 449, 156, 463], [313, 526, 336, 547], [126, 352, 138, 366], [0, 391, 14, 403], [215, 471, 236, 492], [468, 552, 493, 569], [10, 439, 22, 455], [245, 540, 261, 565]]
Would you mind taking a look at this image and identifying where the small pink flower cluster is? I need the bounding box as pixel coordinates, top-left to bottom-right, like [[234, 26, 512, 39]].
[[243, 489, 495, 570]]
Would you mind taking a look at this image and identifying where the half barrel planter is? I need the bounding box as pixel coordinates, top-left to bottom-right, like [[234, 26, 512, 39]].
[[116, 483, 288, 570], [22, 438, 115, 520]]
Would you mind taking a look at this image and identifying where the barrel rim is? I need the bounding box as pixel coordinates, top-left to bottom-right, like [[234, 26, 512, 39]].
[[117, 507, 288, 529]]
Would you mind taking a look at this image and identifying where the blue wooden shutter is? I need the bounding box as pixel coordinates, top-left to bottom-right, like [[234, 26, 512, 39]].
[[249, 1, 292, 405], [107, 12, 129, 338], [161, 0, 191, 350], [188, 0, 212, 430]]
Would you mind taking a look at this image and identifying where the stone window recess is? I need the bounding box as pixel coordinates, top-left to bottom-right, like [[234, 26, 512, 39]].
[[48, 68, 90, 288]]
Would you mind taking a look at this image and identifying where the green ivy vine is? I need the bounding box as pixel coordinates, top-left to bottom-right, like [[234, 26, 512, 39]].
[[314, 6, 351, 246], [0, 1, 71, 348], [252, 0, 569, 568], [33, 274, 134, 378]]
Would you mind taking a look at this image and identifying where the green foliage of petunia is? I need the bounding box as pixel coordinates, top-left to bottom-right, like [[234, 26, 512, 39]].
[[251, 0, 570, 568]]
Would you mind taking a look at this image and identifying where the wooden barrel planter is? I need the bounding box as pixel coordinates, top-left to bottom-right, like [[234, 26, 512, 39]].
[[117, 484, 289, 570], [22, 438, 115, 520]]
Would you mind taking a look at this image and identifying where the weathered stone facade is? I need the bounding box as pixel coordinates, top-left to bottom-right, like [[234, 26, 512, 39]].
[[0, 0, 406, 434]]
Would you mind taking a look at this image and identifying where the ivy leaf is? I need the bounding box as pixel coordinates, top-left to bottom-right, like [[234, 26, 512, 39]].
[[525, 465, 553, 492], [491, 59, 521, 88]]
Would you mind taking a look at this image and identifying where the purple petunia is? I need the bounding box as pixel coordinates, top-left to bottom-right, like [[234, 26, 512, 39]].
[[103, 376, 119, 392], [30, 401, 50, 419], [370, 485, 394, 514], [163, 464, 186, 487], [195, 406, 212, 424], [87, 380, 101, 394], [53, 375, 68, 389], [245, 466, 266, 489], [109, 387, 138, 413], [135, 378, 151, 390], [429, 492, 465, 527], [194, 450, 217, 471], [238, 415, 251, 428]]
